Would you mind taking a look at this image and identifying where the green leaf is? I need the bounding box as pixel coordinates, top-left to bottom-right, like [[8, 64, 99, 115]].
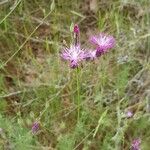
[[50, 0, 55, 11]]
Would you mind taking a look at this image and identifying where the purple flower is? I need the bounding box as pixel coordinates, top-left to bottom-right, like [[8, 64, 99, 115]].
[[74, 24, 80, 46], [126, 110, 133, 118], [85, 50, 97, 60], [90, 33, 115, 56], [32, 121, 40, 134], [131, 138, 141, 150], [61, 44, 86, 68], [74, 24, 80, 34]]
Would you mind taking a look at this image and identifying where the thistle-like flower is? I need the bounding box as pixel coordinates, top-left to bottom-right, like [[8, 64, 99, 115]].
[[61, 44, 86, 68], [85, 50, 97, 60], [32, 121, 40, 134], [126, 110, 133, 118], [131, 138, 141, 150], [90, 33, 115, 56]]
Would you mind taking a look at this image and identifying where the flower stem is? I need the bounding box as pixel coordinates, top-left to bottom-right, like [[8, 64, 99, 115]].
[[76, 67, 80, 122]]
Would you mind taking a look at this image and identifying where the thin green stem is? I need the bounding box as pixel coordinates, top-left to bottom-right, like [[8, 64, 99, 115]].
[[0, 0, 22, 25], [76, 68, 80, 122]]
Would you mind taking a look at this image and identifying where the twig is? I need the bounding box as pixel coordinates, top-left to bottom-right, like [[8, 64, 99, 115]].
[[73, 129, 95, 150], [30, 16, 50, 26], [0, 0, 21, 24], [0, 0, 9, 5], [0, 90, 24, 98], [9, 31, 58, 46]]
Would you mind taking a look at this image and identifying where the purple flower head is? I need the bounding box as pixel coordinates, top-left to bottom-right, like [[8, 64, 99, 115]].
[[74, 24, 80, 34], [74, 24, 80, 46], [90, 33, 115, 56], [70, 60, 78, 68], [126, 110, 133, 118], [61, 44, 86, 68], [131, 138, 141, 150], [32, 121, 40, 134], [85, 50, 97, 60]]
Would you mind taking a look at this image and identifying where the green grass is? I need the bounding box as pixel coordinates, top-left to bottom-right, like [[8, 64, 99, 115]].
[[0, 0, 150, 149]]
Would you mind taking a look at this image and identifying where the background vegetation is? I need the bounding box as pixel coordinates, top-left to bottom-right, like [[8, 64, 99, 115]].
[[0, 0, 150, 149]]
